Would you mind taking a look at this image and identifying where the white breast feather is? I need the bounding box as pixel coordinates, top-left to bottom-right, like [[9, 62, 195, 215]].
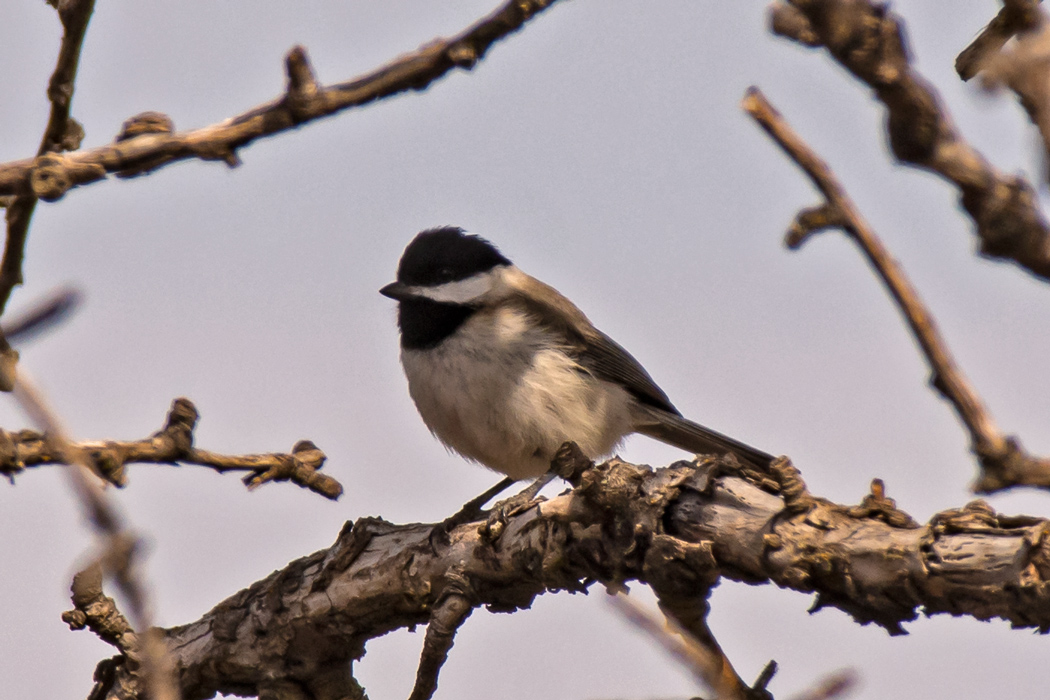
[[400, 306, 635, 479]]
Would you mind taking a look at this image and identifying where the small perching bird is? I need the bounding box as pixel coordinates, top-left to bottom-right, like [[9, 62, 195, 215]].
[[381, 227, 772, 482]]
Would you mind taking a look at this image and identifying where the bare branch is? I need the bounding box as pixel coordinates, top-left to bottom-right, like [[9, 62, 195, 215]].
[[743, 86, 1050, 494], [956, 0, 1042, 81], [1, 0, 96, 319], [61, 563, 137, 655], [79, 455, 1050, 699], [612, 593, 856, 700], [13, 370, 179, 700], [0, 0, 563, 200], [0, 396, 343, 499], [976, 8, 1050, 183], [409, 591, 475, 700], [1, 286, 81, 343], [610, 592, 767, 700], [769, 0, 1050, 281], [786, 670, 857, 700]]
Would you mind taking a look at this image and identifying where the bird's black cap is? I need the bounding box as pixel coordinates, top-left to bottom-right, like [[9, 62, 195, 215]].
[[395, 227, 511, 287]]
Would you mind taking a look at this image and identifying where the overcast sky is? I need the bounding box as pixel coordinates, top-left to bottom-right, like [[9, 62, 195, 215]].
[[2, 2, 1049, 699]]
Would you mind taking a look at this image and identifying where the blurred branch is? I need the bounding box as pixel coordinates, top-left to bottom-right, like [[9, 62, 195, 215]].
[[956, 0, 1042, 81], [13, 370, 179, 700], [1, 286, 81, 343], [611, 593, 856, 700], [0, 396, 343, 499], [743, 86, 1050, 494], [2, 0, 94, 319], [786, 670, 857, 700], [769, 0, 1050, 281], [610, 592, 770, 700], [0, 0, 563, 200], [975, 7, 1050, 183], [80, 454, 1050, 699]]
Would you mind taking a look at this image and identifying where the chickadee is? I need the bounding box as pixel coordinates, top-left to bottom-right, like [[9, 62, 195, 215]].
[[381, 227, 772, 481]]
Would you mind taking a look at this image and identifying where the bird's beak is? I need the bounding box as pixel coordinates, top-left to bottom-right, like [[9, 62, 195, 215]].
[[380, 281, 414, 301]]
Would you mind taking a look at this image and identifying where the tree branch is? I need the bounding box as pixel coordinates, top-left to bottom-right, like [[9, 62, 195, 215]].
[[76, 455, 1050, 699], [955, 0, 1042, 81], [610, 591, 773, 700], [744, 87, 1050, 493], [971, 5, 1050, 184], [14, 370, 179, 700], [0, 0, 562, 201], [1, 0, 95, 320], [769, 0, 1050, 281], [409, 590, 474, 700], [0, 396, 342, 499], [62, 563, 137, 656]]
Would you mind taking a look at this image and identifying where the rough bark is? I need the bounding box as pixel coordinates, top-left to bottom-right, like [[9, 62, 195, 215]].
[[72, 455, 1050, 700]]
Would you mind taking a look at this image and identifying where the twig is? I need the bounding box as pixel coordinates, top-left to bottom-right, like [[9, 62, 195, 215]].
[[956, 0, 1042, 81], [769, 0, 1050, 281], [0, 0, 562, 201], [409, 591, 475, 700], [61, 563, 137, 655], [1, 286, 81, 343], [974, 7, 1050, 183], [743, 86, 1050, 494], [1, 0, 95, 319], [0, 396, 342, 498], [785, 670, 857, 700], [12, 369, 180, 700], [609, 592, 763, 700]]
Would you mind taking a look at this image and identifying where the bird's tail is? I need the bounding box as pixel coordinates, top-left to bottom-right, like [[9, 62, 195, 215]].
[[633, 406, 774, 471]]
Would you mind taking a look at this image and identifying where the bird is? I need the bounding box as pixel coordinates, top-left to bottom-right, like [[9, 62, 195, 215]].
[[380, 227, 773, 485]]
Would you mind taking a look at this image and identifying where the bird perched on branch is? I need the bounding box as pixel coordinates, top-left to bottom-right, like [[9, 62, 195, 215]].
[[381, 227, 772, 484]]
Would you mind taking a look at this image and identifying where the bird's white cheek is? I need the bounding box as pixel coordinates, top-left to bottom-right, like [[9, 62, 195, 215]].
[[410, 268, 503, 304]]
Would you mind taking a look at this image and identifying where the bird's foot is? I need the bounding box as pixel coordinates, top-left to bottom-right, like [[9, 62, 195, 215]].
[[430, 476, 516, 549], [479, 470, 557, 541]]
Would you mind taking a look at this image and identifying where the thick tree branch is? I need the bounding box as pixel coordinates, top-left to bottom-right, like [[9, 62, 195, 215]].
[[76, 455, 1050, 700], [769, 0, 1050, 281], [0, 0, 562, 201], [744, 86, 1050, 494], [0, 396, 342, 499], [1, 0, 95, 320]]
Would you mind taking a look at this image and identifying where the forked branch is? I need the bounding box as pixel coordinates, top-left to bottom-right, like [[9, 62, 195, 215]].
[[0, 0, 563, 200], [743, 86, 1050, 493], [2, 0, 96, 318], [770, 0, 1050, 281]]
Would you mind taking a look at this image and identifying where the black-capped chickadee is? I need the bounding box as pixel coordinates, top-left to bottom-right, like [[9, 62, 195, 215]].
[[381, 227, 772, 481]]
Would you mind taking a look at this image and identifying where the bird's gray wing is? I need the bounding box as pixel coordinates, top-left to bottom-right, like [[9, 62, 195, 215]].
[[577, 330, 774, 468], [502, 268, 679, 414], [573, 328, 680, 415], [504, 268, 773, 469]]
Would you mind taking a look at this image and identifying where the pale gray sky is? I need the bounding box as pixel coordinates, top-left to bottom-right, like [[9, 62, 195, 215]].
[[2, 2, 1048, 699]]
